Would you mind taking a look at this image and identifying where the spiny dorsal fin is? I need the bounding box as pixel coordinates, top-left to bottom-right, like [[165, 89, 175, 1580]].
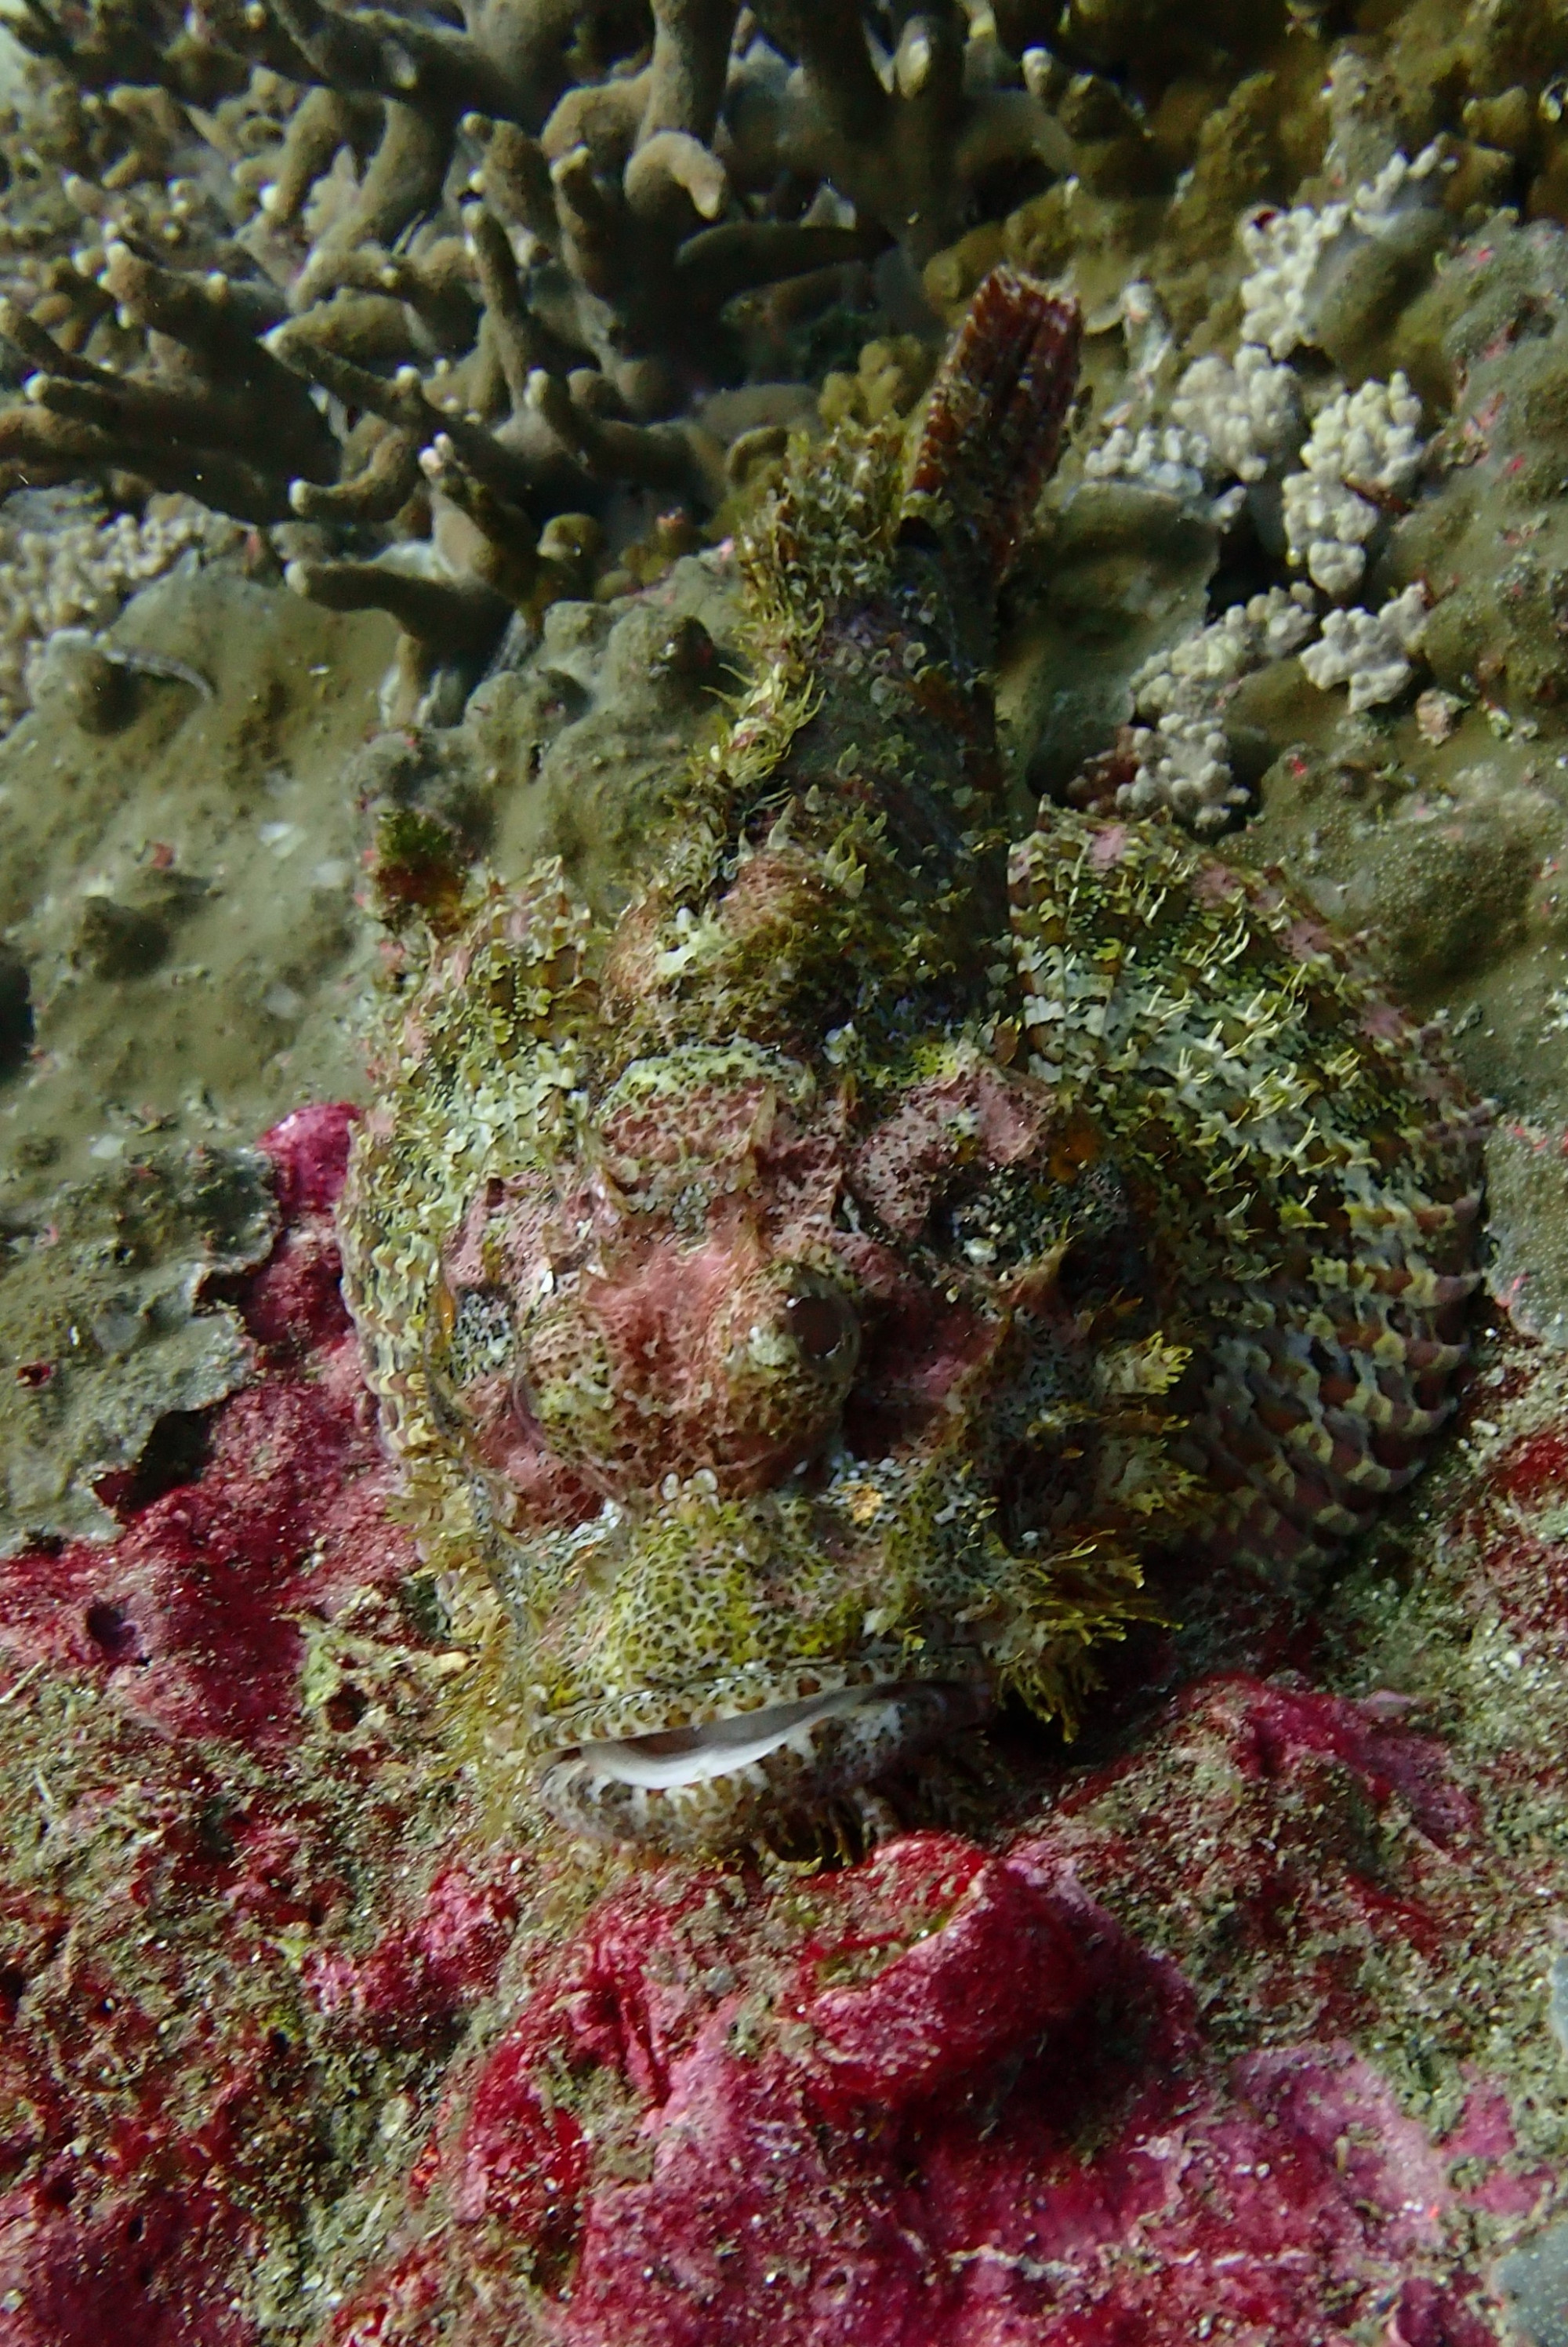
[[904, 267, 1082, 590]]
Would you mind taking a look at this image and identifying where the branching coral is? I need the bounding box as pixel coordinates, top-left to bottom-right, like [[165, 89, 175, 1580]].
[[9, 0, 1339, 721], [1237, 143, 1451, 361], [1117, 586, 1319, 829], [1298, 581, 1428, 710], [0, 2, 1069, 719], [1282, 370, 1425, 595], [0, 0, 1547, 765]]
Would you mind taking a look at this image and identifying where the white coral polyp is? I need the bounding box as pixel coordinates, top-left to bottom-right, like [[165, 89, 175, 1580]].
[[1130, 587, 1317, 716], [1310, 372, 1425, 495], [1084, 345, 1301, 521], [1083, 423, 1212, 510], [1283, 473, 1380, 594], [1170, 346, 1301, 483], [1283, 373, 1425, 598], [1298, 585, 1428, 711], [1238, 144, 1446, 358], [1239, 204, 1336, 359], [1349, 142, 1447, 236], [1120, 587, 1319, 830], [1122, 708, 1235, 829]]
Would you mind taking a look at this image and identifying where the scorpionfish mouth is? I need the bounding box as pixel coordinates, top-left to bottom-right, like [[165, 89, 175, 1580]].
[[535, 1673, 993, 1851]]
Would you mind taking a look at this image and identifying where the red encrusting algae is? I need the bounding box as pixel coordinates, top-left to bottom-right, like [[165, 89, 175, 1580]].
[[2, 1147, 1567, 2337]]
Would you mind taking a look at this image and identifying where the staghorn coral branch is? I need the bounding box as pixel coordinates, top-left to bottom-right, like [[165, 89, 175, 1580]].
[[463, 114, 560, 247], [258, 84, 383, 227], [750, 1, 889, 145], [0, 299, 105, 386], [263, 330, 431, 423], [98, 243, 292, 382], [548, 142, 624, 300], [266, 331, 542, 509], [21, 369, 333, 484], [264, 0, 528, 122], [673, 216, 887, 312], [459, 0, 586, 131], [623, 129, 728, 231], [273, 285, 425, 369], [0, 395, 297, 517], [289, 423, 423, 521], [525, 365, 724, 500], [748, 0, 1053, 266], [640, 0, 739, 143], [9, 0, 256, 100], [464, 205, 554, 405], [285, 551, 512, 657], [0, 399, 124, 478], [295, 100, 453, 296], [418, 434, 545, 605], [539, 67, 645, 177], [373, 238, 483, 349], [0, 285, 336, 515], [286, 235, 481, 360], [98, 84, 187, 191]]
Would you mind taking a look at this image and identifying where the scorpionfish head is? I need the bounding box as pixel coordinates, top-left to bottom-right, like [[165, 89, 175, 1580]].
[[423, 1042, 1199, 1850]]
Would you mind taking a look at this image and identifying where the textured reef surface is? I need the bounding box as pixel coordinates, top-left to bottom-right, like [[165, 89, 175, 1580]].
[[15, 0, 1568, 2337], [5, 1103, 1568, 2341]]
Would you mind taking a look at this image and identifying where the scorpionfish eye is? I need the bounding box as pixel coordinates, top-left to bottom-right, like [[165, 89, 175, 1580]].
[[783, 1282, 857, 1369], [510, 1252, 861, 1500]]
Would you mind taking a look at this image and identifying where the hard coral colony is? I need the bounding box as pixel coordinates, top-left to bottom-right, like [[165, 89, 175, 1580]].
[[341, 268, 1489, 1851], [0, 0, 1071, 727]]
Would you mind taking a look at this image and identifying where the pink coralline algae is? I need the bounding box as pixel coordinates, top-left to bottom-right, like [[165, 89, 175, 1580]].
[[331, 1701, 1538, 2347], [6, 1102, 1568, 2338], [1, 1106, 401, 1748]]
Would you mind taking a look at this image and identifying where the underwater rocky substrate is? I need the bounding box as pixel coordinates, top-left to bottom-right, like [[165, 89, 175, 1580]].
[[16, 0, 1568, 2334], [1, 1106, 1567, 2341]]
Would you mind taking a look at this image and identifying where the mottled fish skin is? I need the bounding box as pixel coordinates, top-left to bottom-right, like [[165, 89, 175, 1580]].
[[339, 271, 1486, 1853]]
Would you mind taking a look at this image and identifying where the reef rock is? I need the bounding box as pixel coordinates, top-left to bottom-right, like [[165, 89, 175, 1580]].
[[2, 1097, 1568, 2339], [0, 1136, 277, 1550]]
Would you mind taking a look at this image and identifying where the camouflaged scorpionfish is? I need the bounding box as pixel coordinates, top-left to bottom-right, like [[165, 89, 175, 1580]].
[[340, 271, 1488, 1853]]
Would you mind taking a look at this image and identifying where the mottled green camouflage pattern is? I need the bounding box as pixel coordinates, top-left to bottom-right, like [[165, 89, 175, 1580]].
[[339, 274, 1486, 1850]]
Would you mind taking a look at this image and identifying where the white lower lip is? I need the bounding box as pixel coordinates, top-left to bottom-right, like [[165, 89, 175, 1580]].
[[572, 1685, 901, 1790]]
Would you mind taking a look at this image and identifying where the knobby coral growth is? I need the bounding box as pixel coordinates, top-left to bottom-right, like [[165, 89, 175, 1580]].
[[0, 0, 1327, 724]]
